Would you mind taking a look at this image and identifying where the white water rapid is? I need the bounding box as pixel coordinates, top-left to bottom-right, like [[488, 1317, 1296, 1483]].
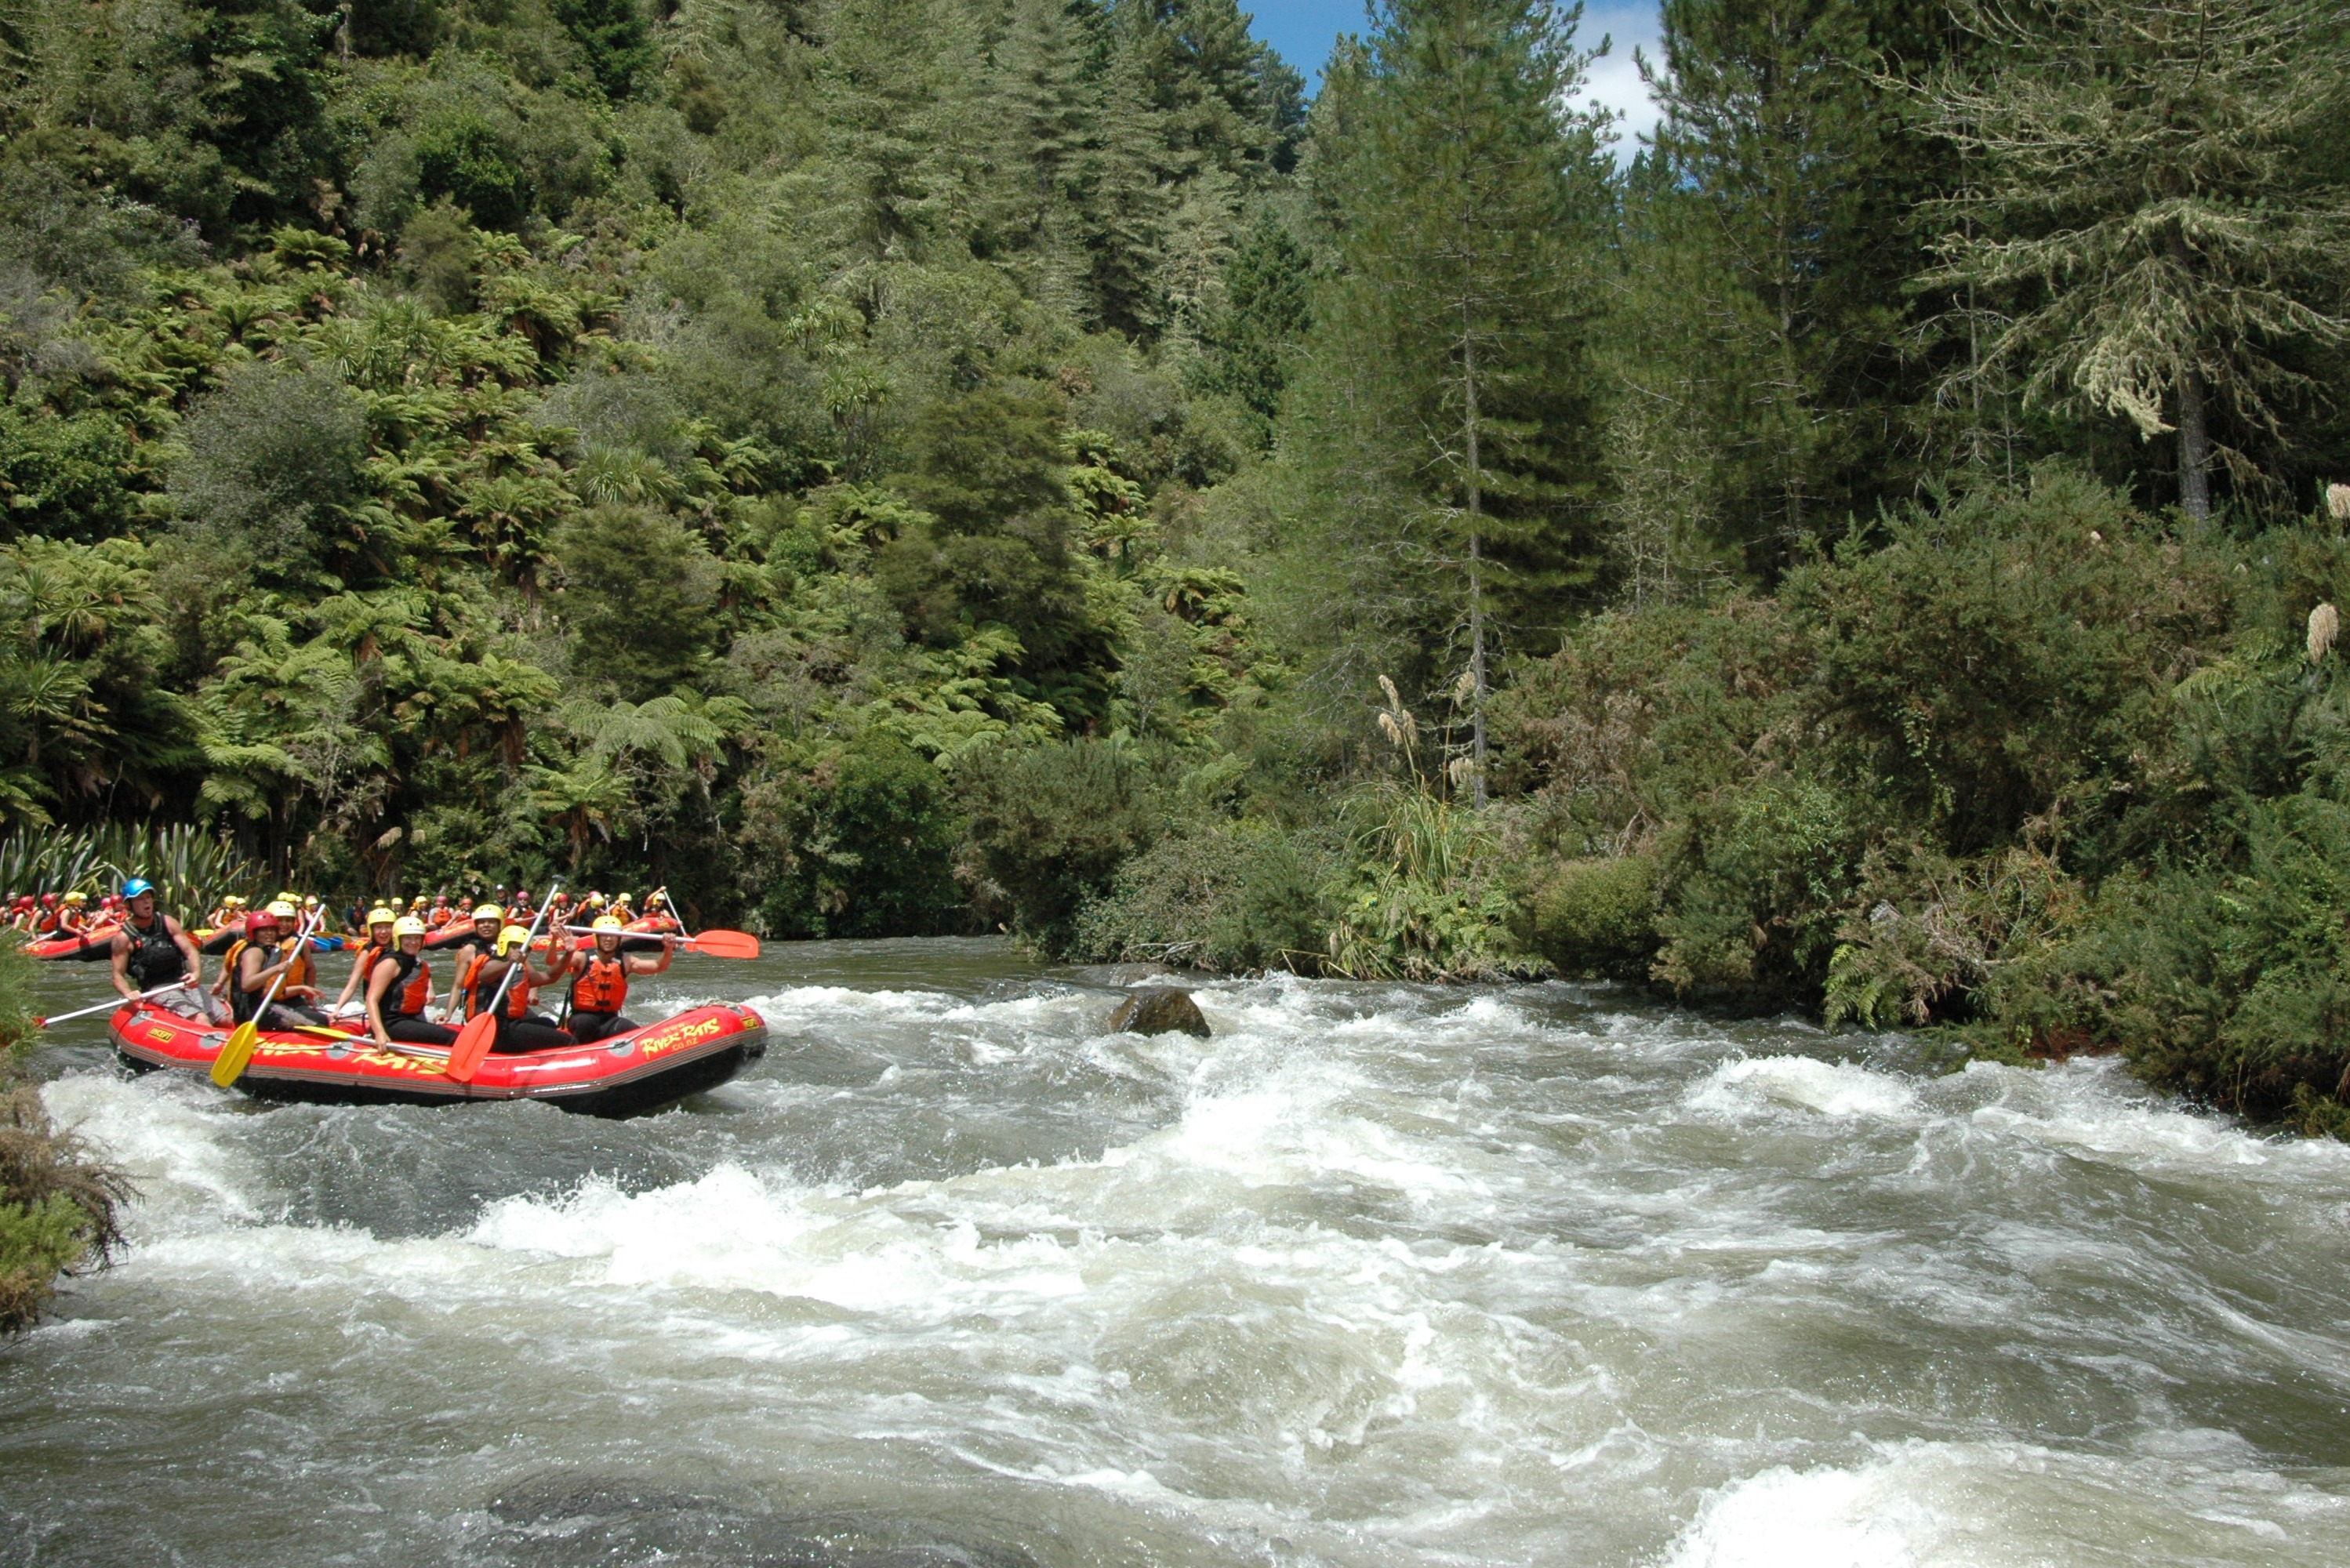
[[5, 938, 2348, 1566]]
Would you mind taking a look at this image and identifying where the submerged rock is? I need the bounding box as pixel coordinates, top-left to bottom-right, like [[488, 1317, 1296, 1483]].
[[1108, 985, 1211, 1039]]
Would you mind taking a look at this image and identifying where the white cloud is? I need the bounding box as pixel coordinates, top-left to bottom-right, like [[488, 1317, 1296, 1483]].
[[1570, 5, 1665, 161]]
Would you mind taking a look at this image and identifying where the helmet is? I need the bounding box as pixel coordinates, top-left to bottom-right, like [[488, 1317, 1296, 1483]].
[[266, 899, 300, 920], [408, 895, 425, 908], [248, 905, 281, 927], [277, 890, 297, 905], [591, 914, 626, 932], [393, 915, 427, 938], [496, 924, 534, 955], [64, 891, 85, 905], [303, 895, 319, 909], [472, 903, 505, 923], [223, 895, 245, 909], [366, 906, 398, 927], [39, 893, 56, 906], [121, 877, 154, 899]]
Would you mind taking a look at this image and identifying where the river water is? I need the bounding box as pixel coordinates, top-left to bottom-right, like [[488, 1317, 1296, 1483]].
[[5, 938, 2349, 1566]]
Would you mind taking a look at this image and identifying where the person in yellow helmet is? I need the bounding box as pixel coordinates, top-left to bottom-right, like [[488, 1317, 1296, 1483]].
[[564, 915, 677, 1044], [227, 900, 327, 1029], [458, 924, 576, 1053], [332, 906, 403, 1015], [366, 916, 455, 1049]]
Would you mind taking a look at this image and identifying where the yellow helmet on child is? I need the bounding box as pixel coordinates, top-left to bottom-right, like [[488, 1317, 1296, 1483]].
[[366, 906, 398, 927], [393, 915, 427, 938]]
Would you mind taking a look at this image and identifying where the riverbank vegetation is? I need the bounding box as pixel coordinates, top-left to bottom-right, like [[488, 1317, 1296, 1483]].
[[0, 939, 129, 1331], [4, 0, 2350, 1123]]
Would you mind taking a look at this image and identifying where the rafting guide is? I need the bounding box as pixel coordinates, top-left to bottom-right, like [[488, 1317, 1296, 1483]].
[[106, 879, 220, 1025]]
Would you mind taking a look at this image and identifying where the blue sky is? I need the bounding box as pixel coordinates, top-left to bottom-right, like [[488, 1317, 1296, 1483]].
[[1245, 1, 1665, 148]]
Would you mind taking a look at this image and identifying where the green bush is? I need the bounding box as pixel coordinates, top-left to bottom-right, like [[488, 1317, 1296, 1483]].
[[748, 735, 968, 939], [1071, 819, 1336, 972], [1521, 852, 1658, 980], [1322, 786, 1544, 982], [0, 937, 129, 1334], [954, 741, 1159, 949], [1653, 776, 1858, 1003]]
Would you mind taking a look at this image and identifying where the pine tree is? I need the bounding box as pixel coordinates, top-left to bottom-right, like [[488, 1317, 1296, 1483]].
[[977, 0, 1099, 316], [1916, 0, 2350, 519], [1310, 0, 1611, 802], [1643, 0, 1960, 561], [1196, 209, 1313, 435]]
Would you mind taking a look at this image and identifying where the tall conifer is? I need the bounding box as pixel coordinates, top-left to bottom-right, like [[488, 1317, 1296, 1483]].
[[1312, 0, 1609, 801]]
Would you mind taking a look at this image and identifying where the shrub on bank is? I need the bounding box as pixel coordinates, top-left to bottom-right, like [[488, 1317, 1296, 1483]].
[[954, 741, 1161, 949], [0, 938, 130, 1334], [1070, 818, 1338, 972], [1519, 851, 1658, 980], [1498, 465, 2350, 1131]]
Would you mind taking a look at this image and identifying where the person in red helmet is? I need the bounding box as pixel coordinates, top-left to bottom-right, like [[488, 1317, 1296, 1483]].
[[226, 901, 328, 1029]]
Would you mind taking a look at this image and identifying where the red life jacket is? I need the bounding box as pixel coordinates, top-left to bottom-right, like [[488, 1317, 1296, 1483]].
[[459, 954, 530, 1020], [568, 953, 629, 1014]]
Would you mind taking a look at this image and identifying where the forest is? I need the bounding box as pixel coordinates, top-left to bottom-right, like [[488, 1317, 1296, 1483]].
[[4, 0, 2350, 1127]]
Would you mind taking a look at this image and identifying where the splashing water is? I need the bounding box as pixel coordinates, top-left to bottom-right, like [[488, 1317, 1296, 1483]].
[[5, 938, 2348, 1566]]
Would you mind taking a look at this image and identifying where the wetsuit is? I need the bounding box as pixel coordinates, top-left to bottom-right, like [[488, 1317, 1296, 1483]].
[[565, 952, 638, 1044], [379, 951, 457, 1047], [461, 953, 575, 1054]]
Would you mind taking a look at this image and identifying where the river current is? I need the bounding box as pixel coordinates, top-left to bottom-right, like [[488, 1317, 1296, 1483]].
[[5, 937, 2348, 1566]]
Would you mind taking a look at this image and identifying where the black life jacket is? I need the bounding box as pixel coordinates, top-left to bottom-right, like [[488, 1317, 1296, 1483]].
[[381, 950, 434, 1020], [122, 916, 183, 989]]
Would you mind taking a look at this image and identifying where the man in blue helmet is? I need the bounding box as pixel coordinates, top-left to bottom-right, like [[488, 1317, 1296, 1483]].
[[108, 877, 223, 1023]]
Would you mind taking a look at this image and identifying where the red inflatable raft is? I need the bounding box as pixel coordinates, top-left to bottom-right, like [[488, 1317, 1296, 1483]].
[[107, 1000, 768, 1116], [27, 924, 120, 962]]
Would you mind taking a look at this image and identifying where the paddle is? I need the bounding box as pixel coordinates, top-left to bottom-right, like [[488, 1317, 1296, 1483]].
[[445, 877, 561, 1084], [211, 908, 325, 1088], [34, 982, 182, 1029], [558, 925, 760, 959]]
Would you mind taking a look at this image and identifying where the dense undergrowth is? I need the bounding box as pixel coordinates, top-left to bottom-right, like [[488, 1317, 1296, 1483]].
[[0, 938, 129, 1333]]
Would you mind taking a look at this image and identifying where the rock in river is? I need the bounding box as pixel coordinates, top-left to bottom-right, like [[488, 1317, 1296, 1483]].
[[1107, 985, 1211, 1039]]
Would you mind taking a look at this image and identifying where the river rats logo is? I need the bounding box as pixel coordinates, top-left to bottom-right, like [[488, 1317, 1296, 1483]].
[[637, 1016, 727, 1059]]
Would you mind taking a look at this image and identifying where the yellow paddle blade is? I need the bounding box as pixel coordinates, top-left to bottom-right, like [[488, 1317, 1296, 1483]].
[[210, 1020, 259, 1087], [445, 1011, 497, 1083]]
